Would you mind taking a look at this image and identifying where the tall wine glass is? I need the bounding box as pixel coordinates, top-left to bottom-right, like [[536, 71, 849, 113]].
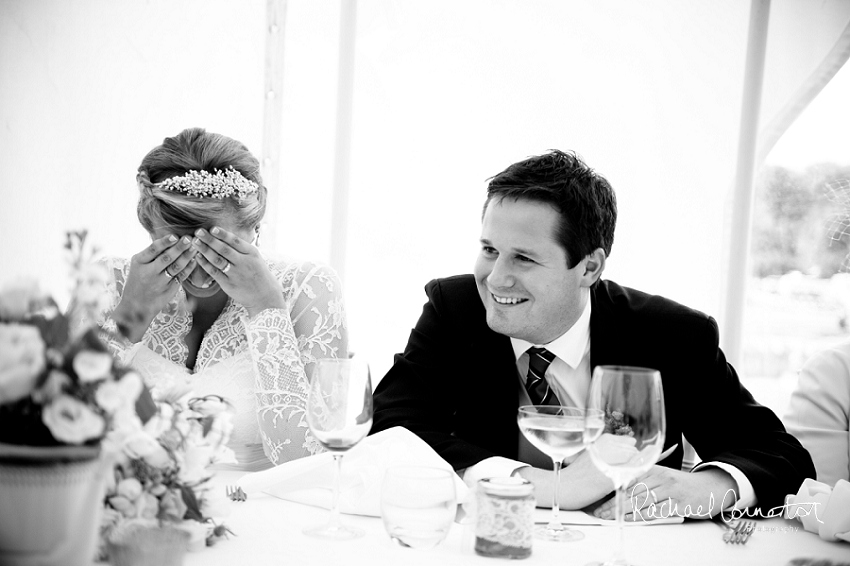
[[517, 405, 605, 542], [303, 358, 373, 540], [583, 366, 665, 566]]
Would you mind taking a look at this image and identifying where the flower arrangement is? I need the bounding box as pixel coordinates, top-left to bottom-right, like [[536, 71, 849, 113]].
[[100, 394, 237, 558], [0, 231, 150, 448], [603, 410, 634, 437], [0, 230, 236, 564]]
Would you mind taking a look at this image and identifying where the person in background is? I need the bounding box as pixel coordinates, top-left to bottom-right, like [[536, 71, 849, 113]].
[[785, 342, 850, 486], [371, 149, 814, 518], [94, 127, 347, 471]]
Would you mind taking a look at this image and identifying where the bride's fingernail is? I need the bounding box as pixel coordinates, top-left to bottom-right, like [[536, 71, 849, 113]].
[[168, 234, 178, 243], [211, 227, 220, 235]]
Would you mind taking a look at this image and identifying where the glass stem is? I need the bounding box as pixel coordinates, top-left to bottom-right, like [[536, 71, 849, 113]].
[[549, 458, 563, 529], [614, 484, 626, 563], [329, 453, 343, 529]]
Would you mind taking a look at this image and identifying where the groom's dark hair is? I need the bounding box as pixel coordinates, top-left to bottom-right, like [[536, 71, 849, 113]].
[[483, 149, 617, 269]]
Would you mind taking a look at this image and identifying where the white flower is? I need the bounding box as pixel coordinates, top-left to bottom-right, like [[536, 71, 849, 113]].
[[95, 372, 142, 412], [102, 407, 143, 459], [0, 279, 44, 320], [116, 477, 143, 501], [72, 350, 113, 382], [42, 394, 105, 444], [123, 431, 172, 469], [111, 406, 143, 433], [108, 495, 137, 519], [135, 492, 159, 520], [0, 323, 46, 404], [179, 445, 215, 484]]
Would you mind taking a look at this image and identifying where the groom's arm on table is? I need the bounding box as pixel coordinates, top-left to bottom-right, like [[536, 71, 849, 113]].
[[371, 276, 615, 509], [371, 277, 497, 469], [589, 305, 816, 518], [664, 314, 816, 514]]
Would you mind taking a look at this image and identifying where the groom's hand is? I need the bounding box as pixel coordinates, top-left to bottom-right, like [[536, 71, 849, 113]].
[[516, 450, 614, 510], [593, 466, 738, 521]]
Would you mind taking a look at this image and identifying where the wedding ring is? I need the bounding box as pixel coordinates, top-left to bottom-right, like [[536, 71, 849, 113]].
[[650, 489, 658, 503], [164, 268, 173, 279], [222, 262, 232, 274]]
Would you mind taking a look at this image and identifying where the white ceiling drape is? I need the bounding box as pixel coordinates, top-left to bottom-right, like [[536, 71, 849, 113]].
[[1, 1, 848, 377]]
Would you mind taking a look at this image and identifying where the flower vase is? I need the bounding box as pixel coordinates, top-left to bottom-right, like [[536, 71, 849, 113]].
[[107, 524, 191, 566], [0, 442, 108, 566]]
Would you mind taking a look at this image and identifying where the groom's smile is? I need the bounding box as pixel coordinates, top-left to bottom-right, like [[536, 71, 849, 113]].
[[491, 293, 528, 305]]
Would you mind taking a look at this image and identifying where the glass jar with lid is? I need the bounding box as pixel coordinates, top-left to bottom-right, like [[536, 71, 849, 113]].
[[474, 476, 534, 559]]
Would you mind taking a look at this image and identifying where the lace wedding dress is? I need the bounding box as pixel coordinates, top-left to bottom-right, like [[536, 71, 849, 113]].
[[98, 256, 347, 471]]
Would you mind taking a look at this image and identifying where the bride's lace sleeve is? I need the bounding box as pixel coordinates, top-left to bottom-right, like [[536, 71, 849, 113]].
[[74, 257, 141, 366], [244, 261, 348, 465]]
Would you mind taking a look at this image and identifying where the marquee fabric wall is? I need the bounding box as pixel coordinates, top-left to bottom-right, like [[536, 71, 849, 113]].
[[1, 0, 848, 379]]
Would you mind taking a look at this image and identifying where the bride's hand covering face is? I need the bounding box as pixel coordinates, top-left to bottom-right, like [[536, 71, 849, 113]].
[[192, 226, 286, 317], [114, 234, 197, 341]]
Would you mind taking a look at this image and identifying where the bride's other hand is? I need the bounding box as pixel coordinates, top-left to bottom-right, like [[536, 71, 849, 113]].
[[113, 234, 195, 341], [192, 227, 286, 317]]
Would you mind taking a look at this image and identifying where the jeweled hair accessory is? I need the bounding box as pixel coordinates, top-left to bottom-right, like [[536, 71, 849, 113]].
[[158, 167, 259, 201]]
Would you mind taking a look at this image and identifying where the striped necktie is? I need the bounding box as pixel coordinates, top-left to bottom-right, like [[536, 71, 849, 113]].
[[525, 347, 560, 405]]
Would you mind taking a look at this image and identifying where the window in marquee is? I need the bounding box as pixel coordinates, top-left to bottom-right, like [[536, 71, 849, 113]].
[[742, 63, 850, 416]]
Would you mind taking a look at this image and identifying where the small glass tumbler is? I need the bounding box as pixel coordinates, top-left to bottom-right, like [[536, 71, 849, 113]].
[[380, 466, 457, 549], [475, 477, 534, 559]]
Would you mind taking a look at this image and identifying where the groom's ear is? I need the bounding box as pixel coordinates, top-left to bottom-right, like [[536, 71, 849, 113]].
[[580, 248, 606, 287]]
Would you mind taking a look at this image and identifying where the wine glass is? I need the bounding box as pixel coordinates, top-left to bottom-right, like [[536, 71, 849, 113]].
[[517, 405, 605, 542], [303, 358, 373, 540], [583, 366, 666, 566]]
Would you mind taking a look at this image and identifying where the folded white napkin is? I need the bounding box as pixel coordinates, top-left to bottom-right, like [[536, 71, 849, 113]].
[[785, 478, 850, 543], [236, 427, 468, 517]]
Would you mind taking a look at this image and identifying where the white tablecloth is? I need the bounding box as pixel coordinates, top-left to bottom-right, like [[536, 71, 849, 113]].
[[183, 472, 850, 566]]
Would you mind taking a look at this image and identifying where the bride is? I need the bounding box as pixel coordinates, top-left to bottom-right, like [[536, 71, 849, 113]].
[[99, 127, 347, 471]]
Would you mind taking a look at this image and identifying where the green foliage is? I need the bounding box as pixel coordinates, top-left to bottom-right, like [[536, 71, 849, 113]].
[[752, 164, 850, 278]]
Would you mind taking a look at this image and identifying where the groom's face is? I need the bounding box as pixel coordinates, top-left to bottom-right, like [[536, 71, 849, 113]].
[[474, 197, 589, 345]]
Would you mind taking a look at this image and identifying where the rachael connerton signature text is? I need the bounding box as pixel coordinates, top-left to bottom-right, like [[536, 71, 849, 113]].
[[628, 483, 825, 525]]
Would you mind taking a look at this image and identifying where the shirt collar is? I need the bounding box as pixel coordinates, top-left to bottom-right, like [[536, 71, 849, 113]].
[[510, 298, 591, 369]]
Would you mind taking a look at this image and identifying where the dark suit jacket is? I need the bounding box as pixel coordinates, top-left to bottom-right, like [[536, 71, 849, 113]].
[[372, 275, 815, 511]]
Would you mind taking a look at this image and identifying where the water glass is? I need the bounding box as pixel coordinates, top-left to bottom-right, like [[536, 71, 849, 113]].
[[380, 466, 457, 549]]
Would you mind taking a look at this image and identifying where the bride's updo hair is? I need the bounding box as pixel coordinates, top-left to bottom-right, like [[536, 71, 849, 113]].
[[136, 128, 267, 233]]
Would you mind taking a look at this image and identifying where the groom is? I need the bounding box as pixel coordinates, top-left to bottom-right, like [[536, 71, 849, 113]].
[[371, 150, 813, 518]]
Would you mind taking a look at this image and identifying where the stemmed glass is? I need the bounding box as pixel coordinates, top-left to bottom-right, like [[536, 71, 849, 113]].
[[583, 366, 666, 566], [517, 405, 605, 542], [303, 358, 373, 540]]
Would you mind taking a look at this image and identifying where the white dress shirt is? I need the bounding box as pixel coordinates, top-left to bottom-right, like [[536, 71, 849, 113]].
[[462, 299, 757, 510]]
